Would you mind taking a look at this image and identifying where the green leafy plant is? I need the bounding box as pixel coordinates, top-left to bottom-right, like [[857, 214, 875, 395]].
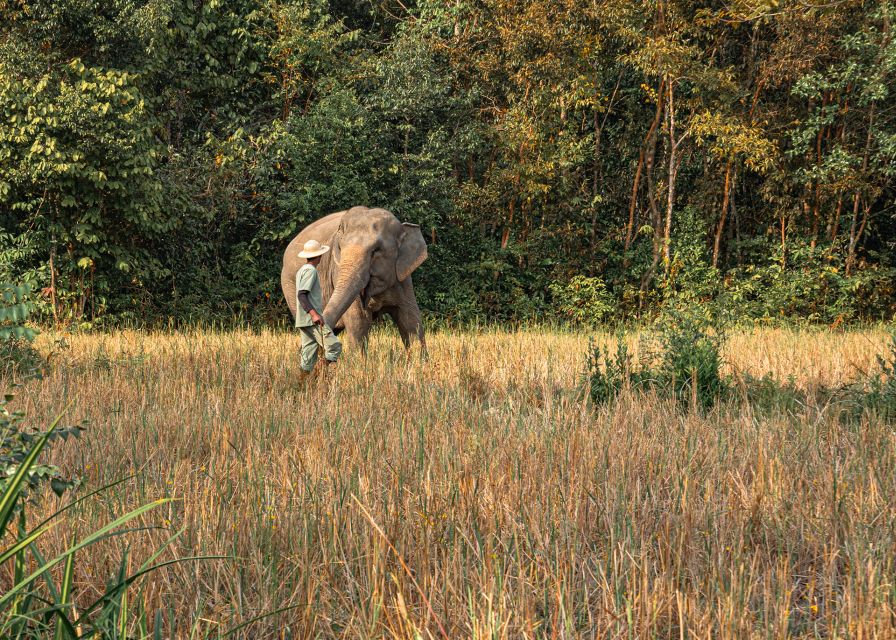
[[0, 283, 42, 377], [586, 337, 627, 405], [845, 333, 896, 421], [0, 283, 36, 342], [550, 276, 613, 326], [586, 336, 656, 405], [652, 308, 728, 409], [586, 309, 727, 410], [0, 394, 82, 503]]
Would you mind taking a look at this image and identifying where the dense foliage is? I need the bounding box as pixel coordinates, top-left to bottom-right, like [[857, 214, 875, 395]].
[[1, 0, 895, 326]]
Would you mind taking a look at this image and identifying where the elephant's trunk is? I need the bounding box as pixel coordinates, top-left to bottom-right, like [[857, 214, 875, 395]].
[[323, 244, 369, 328]]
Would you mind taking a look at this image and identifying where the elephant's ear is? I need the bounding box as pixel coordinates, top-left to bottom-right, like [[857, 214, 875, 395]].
[[331, 221, 345, 265], [397, 223, 427, 282]]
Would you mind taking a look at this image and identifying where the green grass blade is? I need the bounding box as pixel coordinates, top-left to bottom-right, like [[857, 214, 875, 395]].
[[221, 604, 303, 638], [1, 605, 55, 637], [138, 527, 185, 573], [118, 566, 128, 639], [28, 474, 137, 535], [0, 499, 171, 610], [11, 510, 27, 624], [28, 541, 61, 607], [28, 543, 78, 640], [78, 556, 230, 621], [153, 608, 163, 640], [0, 423, 57, 532], [0, 525, 50, 566], [54, 547, 76, 640]]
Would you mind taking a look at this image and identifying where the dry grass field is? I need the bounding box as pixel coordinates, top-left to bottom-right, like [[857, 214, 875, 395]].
[[7, 327, 896, 638]]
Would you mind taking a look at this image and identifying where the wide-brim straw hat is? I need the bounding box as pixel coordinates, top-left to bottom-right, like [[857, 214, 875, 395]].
[[298, 239, 330, 259]]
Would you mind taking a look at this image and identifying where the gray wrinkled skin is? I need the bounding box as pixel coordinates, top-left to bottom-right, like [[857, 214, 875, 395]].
[[281, 206, 428, 350]]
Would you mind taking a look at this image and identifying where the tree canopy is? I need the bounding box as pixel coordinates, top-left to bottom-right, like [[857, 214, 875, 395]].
[[1, 0, 894, 326]]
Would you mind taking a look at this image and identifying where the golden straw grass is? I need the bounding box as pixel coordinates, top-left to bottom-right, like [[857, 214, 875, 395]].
[[5, 326, 894, 638]]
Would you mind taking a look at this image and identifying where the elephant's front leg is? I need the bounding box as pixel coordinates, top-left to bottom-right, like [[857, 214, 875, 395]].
[[341, 300, 373, 352]]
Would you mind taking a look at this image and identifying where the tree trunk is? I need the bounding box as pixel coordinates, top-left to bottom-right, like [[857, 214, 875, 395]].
[[712, 161, 733, 268], [624, 149, 645, 261], [810, 92, 829, 249], [48, 242, 58, 327], [846, 102, 875, 276], [780, 213, 786, 268], [846, 192, 863, 276], [625, 77, 665, 268], [593, 72, 622, 251], [638, 110, 664, 310], [829, 195, 843, 246], [663, 77, 685, 278], [501, 197, 515, 249], [502, 144, 524, 250]]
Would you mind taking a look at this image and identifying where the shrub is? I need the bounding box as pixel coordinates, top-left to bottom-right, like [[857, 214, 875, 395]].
[[0, 393, 82, 504], [0, 283, 42, 377], [846, 333, 896, 421], [586, 337, 630, 405], [723, 240, 896, 324], [586, 308, 727, 410], [550, 276, 613, 326], [653, 308, 727, 409]]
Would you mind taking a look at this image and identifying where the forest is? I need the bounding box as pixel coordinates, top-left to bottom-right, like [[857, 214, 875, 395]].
[[1, 0, 895, 326]]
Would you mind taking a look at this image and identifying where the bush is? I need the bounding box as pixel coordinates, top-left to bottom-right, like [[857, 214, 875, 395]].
[[653, 308, 727, 408], [586, 337, 630, 405], [845, 333, 896, 421], [586, 308, 727, 410], [0, 393, 82, 504], [723, 240, 896, 324], [586, 336, 657, 405], [0, 283, 43, 378], [550, 276, 613, 326]]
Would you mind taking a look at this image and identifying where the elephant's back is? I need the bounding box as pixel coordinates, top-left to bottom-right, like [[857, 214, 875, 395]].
[[280, 211, 346, 317]]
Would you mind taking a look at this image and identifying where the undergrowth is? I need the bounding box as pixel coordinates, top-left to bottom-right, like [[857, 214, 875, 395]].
[[587, 311, 896, 421], [0, 284, 271, 638], [587, 309, 727, 409]]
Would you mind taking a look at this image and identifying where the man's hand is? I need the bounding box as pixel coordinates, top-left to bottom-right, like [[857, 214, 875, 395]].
[[309, 310, 325, 326]]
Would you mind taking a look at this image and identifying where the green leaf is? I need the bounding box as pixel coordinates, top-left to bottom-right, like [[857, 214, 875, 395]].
[[0, 499, 173, 610]]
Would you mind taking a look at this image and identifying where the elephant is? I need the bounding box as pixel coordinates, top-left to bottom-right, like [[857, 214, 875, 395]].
[[281, 206, 428, 350]]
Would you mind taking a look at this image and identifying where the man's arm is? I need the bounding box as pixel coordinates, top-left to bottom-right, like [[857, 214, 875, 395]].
[[297, 290, 324, 326], [296, 266, 325, 325], [297, 290, 313, 314]]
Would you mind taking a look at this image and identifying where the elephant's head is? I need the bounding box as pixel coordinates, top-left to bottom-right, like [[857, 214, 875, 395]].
[[322, 206, 427, 327]]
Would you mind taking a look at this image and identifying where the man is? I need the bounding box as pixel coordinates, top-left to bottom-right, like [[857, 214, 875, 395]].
[[295, 239, 342, 378]]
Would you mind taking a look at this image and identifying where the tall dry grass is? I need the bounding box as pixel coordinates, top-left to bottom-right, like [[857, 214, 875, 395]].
[[5, 327, 896, 638]]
